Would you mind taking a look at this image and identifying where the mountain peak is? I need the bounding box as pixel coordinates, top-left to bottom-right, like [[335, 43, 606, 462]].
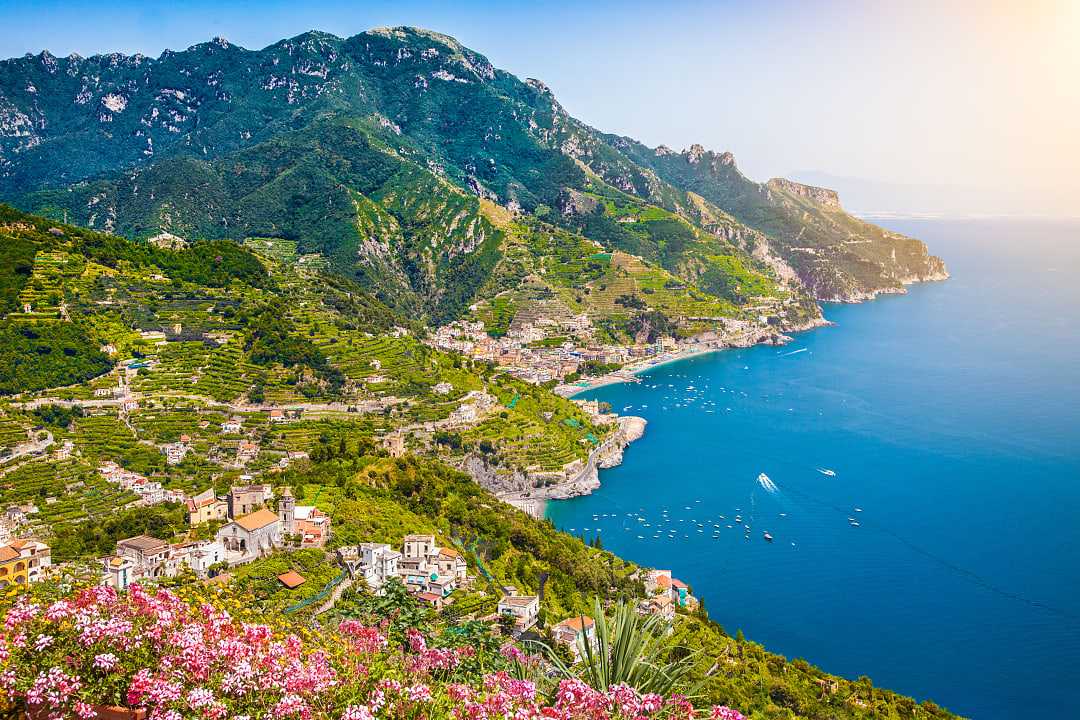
[[366, 26, 465, 52]]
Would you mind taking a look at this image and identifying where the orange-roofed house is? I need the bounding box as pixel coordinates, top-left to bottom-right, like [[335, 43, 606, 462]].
[[416, 591, 446, 609], [215, 507, 281, 565], [187, 487, 228, 525], [277, 570, 306, 589], [0, 538, 50, 592], [645, 568, 672, 595], [436, 547, 468, 582], [552, 615, 596, 659], [670, 578, 696, 609]]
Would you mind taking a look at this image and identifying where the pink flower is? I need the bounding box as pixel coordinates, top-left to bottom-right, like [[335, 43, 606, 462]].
[[341, 705, 374, 720], [273, 693, 310, 719], [93, 653, 119, 671], [74, 702, 98, 719], [709, 708, 745, 720]]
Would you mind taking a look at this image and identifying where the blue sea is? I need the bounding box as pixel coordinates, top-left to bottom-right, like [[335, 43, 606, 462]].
[[546, 219, 1080, 719]]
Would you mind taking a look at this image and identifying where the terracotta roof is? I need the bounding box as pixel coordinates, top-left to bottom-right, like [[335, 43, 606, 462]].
[[438, 547, 461, 558], [555, 615, 594, 631], [234, 508, 279, 532], [277, 571, 306, 589], [671, 578, 688, 589], [0, 545, 18, 563], [655, 575, 672, 589], [416, 592, 442, 603]]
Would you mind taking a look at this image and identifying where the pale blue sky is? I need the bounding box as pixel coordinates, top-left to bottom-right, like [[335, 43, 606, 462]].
[[2, 0, 1077, 216]]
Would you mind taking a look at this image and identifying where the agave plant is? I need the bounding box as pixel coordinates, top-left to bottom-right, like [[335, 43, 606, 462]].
[[542, 597, 700, 697]]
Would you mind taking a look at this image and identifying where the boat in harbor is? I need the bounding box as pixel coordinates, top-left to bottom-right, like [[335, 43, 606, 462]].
[[763, 532, 774, 542]]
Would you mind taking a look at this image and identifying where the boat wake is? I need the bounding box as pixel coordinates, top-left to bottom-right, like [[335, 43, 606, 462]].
[[757, 472, 779, 494]]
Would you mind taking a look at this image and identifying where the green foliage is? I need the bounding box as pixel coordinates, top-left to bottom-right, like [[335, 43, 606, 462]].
[[0, 233, 36, 313], [47, 503, 187, 562], [547, 597, 699, 697], [0, 320, 111, 394], [244, 303, 330, 370], [31, 403, 85, 428]]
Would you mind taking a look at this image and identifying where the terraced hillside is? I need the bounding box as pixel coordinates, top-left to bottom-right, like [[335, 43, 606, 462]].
[[0, 206, 608, 533]]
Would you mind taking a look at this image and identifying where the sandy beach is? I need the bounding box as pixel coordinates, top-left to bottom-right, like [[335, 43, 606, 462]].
[[557, 345, 727, 397]]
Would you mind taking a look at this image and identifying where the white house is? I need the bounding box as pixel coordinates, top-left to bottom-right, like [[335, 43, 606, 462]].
[[215, 508, 281, 565], [163, 441, 189, 465], [552, 615, 597, 660], [497, 594, 540, 631], [339, 543, 402, 591], [435, 547, 468, 583], [174, 539, 225, 576]]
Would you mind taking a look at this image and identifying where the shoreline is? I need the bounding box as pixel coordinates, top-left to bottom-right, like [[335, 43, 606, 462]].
[[522, 274, 949, 513], [556, 317, 830, 399], [558, 345, 725, 398]]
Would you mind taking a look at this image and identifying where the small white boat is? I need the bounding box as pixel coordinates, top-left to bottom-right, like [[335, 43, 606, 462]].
[[763, 532, 774, 542], [817, 468, 837, 477]]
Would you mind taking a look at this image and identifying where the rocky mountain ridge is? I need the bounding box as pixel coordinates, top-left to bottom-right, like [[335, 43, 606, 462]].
[[0, 26, 945, 319]]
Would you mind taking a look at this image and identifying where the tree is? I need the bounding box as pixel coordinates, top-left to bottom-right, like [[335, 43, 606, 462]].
[[542, 597, 699, 697]]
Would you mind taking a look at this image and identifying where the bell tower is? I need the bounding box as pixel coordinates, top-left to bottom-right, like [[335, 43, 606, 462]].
[[279, 486, 295, 534]]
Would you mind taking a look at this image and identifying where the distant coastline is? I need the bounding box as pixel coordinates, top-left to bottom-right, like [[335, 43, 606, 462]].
[[560, 346, 723, 398]]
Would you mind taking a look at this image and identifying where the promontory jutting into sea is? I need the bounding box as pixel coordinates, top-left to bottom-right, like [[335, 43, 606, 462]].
[[0, 10, 1076, 720]]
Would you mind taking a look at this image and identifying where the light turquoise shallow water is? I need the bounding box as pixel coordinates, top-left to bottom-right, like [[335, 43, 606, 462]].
[[546, 219, 1080, 719]]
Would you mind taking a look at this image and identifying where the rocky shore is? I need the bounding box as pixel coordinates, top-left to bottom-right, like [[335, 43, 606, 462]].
[[484, 414, 647, 516]]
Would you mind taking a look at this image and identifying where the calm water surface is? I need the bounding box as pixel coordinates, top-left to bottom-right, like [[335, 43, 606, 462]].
[[546, 219, 1080, 719]]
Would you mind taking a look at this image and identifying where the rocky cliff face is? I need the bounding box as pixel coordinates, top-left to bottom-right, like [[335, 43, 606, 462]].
[[766, 178, 841, 209], [606, 140, 948, 302]]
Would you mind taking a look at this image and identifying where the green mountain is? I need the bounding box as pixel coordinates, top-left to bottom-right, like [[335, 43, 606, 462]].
[[0, 27, 943, 324], [604, 141, 950, 300]]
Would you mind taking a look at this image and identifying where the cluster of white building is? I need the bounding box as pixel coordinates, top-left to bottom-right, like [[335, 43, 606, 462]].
[[637, 568, 696, 620], [98, 461, 186, 506], [103, 486, 331, 589], [337, 533, 468, 608], [103, 534, 224, 590], [447, 390, 498, 426], [214, 486, 329, 564], [429, 319, 664, 386]]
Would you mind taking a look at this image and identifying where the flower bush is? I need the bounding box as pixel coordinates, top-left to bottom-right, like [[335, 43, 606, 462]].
[[0, 582, 744, 720]]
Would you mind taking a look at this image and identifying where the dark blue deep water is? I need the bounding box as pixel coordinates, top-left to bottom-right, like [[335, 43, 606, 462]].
[[547, 220, 1080, 719]]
